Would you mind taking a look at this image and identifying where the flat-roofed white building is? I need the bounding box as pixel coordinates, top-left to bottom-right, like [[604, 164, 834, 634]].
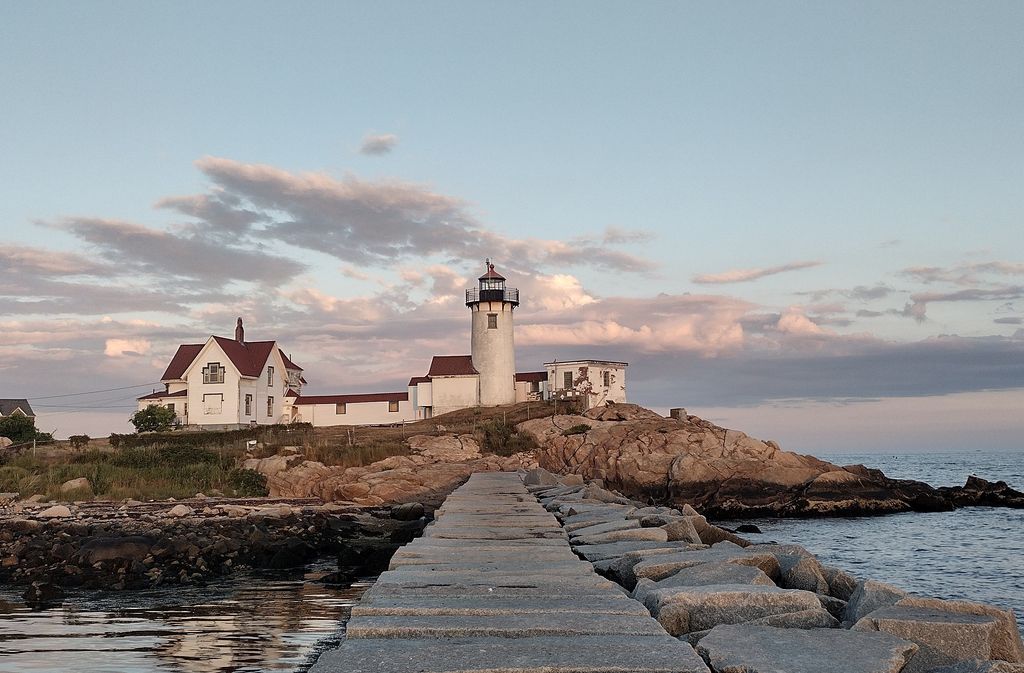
[[544, 359, 628, 408], [290, 392, 414, 426]]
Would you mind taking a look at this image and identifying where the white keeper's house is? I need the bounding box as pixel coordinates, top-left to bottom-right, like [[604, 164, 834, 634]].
[[141, 262, 628, 429]]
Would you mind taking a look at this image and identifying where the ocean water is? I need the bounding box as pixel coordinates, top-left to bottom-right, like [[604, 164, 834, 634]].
[[724, 450, 1024, 628], [0, 562, 373, 673]]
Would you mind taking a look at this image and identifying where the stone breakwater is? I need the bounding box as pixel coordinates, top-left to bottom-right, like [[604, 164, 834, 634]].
[[0, 497, 427, 597], [527, 467, 1024, 673]]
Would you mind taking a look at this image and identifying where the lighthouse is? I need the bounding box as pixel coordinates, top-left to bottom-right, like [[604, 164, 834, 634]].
[[466, 260, 519, 406]]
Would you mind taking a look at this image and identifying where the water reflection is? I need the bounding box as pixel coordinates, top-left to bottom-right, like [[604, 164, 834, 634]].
[[0, 562, 372, 673]]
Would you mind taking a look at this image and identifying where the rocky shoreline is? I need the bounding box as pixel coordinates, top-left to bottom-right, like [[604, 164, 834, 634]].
[[0, 496, 428, 601]]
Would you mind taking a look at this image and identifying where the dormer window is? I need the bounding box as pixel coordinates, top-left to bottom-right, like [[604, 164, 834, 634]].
[[203, 362, 224, 384], [267, 366, 274, 386]]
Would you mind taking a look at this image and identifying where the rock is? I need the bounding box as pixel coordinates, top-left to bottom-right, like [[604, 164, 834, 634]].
[[558, 474, 585, 486], [853, 604, 1000, 673], [391, 502, 425, 521], [266, 539, 315, 569], [893, 597, 1024, 664], [630, 548, 781, 586], [23, 581, 64, 604], [573, 527, 669, 545], [818, 594, 848, 620], [662, 517, 702, 543], [930, 661, 1024, 673], [568, 519, 640, 538], [80, 536, 155, 564], [0, 437, 11, 448], [37, 505, 72, 519], [695, 623, 919, 673], [822, 564, 859, 601], [523, 468, 560, 487], [24, 494, 46, 503], [632, 562, 776, 611], [166, 504, 194, 517], [745, 607, 839, 629], [649, 584, 825, 636], [59, 477, 92, 495], [775, 554, 830, 594], [735, 523, 762, 533], [843, 580, 910, 624]]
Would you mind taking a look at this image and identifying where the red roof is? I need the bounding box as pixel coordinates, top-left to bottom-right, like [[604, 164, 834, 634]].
[[293, 392, 408, 405], [285, 388, 301, 398], [427, 355, 478, 377], [161, 344, 204, 380], [279, 349, 303, 371], [137, 389, 187, 401], [479, 263, 506, 281], [408, 376, 431, 386], [212, 336, 277, 377], [515, 371, 547, 383]]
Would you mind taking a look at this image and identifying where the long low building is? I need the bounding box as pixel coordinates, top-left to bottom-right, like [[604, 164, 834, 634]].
[[290, 392, 414, 427]]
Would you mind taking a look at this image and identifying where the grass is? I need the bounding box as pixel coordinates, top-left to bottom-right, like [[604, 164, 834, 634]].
[[0, 402, 561, 502]]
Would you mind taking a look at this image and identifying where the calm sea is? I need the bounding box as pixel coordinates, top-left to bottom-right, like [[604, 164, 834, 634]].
[[0, 451, 1021, 672]]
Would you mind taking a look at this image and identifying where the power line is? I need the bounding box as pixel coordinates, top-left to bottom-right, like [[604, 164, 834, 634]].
[[29, 382, 163, 400]]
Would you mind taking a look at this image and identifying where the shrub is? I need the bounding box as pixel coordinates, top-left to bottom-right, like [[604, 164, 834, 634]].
[[0, 415, 49, 444], [476, 420, 537, 457], [561, 424, 591, 437], [68, 434, 90, 450], [130, 405, 177, 432], [228, 468, 268, 497]]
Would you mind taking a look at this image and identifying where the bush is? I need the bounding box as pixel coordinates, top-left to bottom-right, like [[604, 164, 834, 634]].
[[0, 414, 50, 444], [561, 424, 591, 437], [131, 405, 177, 432], [68, 434, 90, 450], [228, 468, 268, 497], [476, 420, 537, 457]]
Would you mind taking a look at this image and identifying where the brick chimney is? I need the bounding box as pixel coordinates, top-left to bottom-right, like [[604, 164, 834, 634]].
[[235, 317, 244, 342]]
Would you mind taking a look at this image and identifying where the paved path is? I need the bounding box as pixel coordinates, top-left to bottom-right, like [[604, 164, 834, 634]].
[[311, 471, 709, 673]]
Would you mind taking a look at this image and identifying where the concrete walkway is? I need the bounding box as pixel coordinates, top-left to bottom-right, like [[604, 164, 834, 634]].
[[311, 471, 709, 673]]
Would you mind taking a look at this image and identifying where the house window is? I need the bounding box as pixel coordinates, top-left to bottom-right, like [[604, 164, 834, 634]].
[[167, 403, 175, 414], [388, 400, 400, 412], [203, 394, 223, 415], [487, 314, 498, 329], [203, 362, 224, 384], [184, 402, 188, 418], [245, 394, 252, 416], [603, 371, 611, 387], [267, 396, 274, 417], [336, 403, 346, 415], [563, 371, 573, 389], [267, 366, 274, 386], [530, 381, 540, 393]]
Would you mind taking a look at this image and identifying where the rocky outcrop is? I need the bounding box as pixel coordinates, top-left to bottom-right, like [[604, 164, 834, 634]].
[[244, 434, 537, 508], [519, 404, 1023, 517]]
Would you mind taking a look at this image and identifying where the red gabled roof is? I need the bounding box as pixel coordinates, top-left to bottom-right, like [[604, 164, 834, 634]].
[[293, 392, 408, 405], [137, 389, 188, 401], [161, 344, 204, 381], [212, 336, 277, 378], [408, 376, 431, 386], [279, 349, 303, 371], [427, 355, 478, 377], [285, 388, 301, 398], [515, 371, 547, 383]]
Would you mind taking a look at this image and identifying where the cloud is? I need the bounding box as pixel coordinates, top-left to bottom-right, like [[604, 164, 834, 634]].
[[0, 245, 114, 276], [51, 217, 306, 285], [602, 226, 653, 245], [104, 338, 152, 357], [903, 286, 1024, 322], [693, 260, 822, 285], [189, 156, 654, 273], [359, 133, 399, 155], [995, 317, 1022, 325], [902, 261, 1024, 286]]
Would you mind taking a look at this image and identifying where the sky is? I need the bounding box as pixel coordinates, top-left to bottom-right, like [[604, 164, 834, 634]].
[[1, 2, 1022, 451]]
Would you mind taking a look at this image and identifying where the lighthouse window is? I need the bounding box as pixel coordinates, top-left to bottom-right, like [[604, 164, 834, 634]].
[[487, 313, 498, 329]]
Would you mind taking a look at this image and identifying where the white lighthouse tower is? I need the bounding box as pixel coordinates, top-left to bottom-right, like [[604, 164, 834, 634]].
[[466, 260, 519, 406]]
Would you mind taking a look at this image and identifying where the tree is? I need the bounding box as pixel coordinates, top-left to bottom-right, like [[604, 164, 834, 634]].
[[68, 434, 91, 450], [130, 405, 177, 433], [0, 414, 46, 444]]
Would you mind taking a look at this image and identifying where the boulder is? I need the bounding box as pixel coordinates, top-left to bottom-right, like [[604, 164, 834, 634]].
[[632, 562, 776, 611], [853, 604, 1000, 673], [391, 502, 425, 521], [822, 564, 859, 601], [695, 623, 919, 673], [80, 536, 154, 564], [523, 468, 560, 487], [662, 517, 702, 543], [59, 477, 92, 494], [650, 584, 825, 636], [744, 607, 838, 629], [893, 597, 1024, 664], [568, 519, 640, 538], [573, 527, 669, 545], [37, 505, 72, 519], [166, 504, 194, 518], [631, 548, 781, 585], [843, 580, 910, 624]]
